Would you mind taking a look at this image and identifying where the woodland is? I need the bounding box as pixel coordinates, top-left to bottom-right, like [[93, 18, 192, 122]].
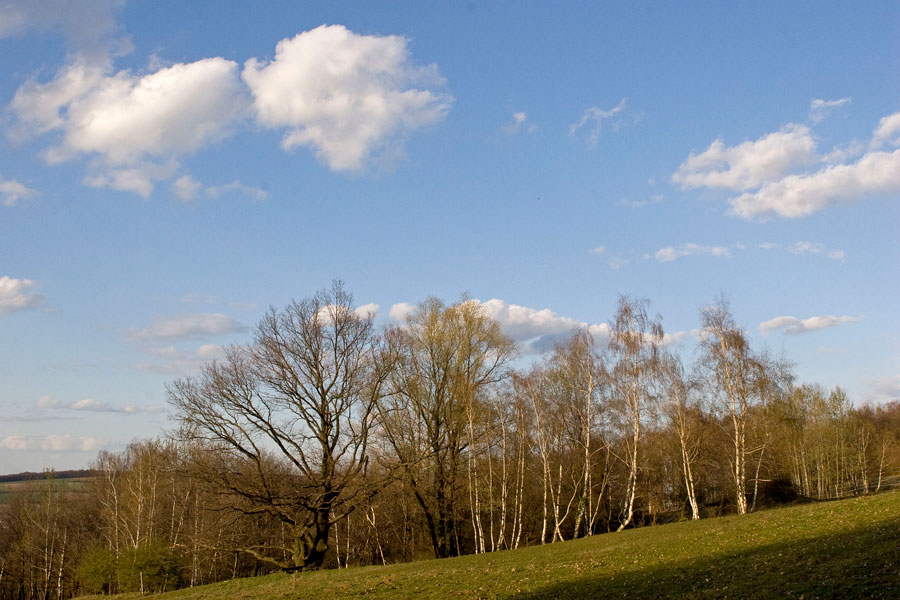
[[1, 284, 897, 599]]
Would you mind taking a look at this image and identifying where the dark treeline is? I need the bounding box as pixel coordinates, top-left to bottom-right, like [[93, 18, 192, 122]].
[[2, 284, 898, 599], [0, 471, 98, 484]]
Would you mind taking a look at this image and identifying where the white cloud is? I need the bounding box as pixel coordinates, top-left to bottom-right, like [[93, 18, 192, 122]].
[[18, 58, 247, 164], [863, 375, 900, 403], [11, 57, 249, 196], [470, 299, 611, 354], [388, 302, 415, 322], [789, 241, 826, 255], [0, 434, 103, 452], [173, 174, 203, 202], [71, 398, 111, 411], [758, 314, 859, 335], [0, 176, 38, 207], [654, 243, 731, 263], [827, 249, 845, 261], [569, 98, 627, 146], [129, 313, 247, 341], [353, 303, 380, 318], [871, 111, 900, 149], [0, 276, 45, 315], [729, 148, 900, 219], [315, 302, 379, 325], [809, 97, 850, 124], [242, 25, 452, 172], [661, 331, 689, 347], [34, 395, 157, 415], [673, 124, 817, 191], [476, 299, 587, 341], [83, 161, 178, 198], [822, 140, 864, 164]]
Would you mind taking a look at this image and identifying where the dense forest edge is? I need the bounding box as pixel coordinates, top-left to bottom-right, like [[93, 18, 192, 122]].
[[2, 283, 898, 599]]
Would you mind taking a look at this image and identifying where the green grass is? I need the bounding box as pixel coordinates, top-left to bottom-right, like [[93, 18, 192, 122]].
[[82, 491, 900, 599]]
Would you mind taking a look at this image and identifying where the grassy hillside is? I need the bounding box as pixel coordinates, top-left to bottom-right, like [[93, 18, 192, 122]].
[[83, 491, 900, 599]]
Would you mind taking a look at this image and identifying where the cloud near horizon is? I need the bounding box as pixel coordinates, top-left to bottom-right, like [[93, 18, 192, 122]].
[[36, 395, 158, 415], [759, 314, 859, 335], [0, 434, 103, 452]]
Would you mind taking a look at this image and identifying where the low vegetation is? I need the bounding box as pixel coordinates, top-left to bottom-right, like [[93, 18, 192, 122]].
[[79, 490, 900, 599]]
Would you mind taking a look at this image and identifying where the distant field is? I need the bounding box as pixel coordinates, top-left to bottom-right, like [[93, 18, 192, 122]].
[[0, 477, 93, 504], [78, 490, 900, 599]]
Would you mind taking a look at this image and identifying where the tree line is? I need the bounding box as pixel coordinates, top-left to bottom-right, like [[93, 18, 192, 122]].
[[1, 283, 898, 598]]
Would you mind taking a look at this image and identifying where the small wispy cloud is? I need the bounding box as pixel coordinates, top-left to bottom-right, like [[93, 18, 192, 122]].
[[654, 243, 731, 263], [503, 111, 534, 135], [127, 313, 247, 342], [0, 176, 39, 207], [134, 343, 226, 375], [34, 394, 161, 415], [569, 98, 627, 146], [809, 97, 850, 124], [759, 241, 846, 261], [173, 175, 268, 203]]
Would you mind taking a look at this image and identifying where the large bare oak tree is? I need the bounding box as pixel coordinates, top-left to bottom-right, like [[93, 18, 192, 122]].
[[167, 283, 391, 570]]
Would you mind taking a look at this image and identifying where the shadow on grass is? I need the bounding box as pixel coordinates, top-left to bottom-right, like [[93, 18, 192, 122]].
[[511, 519, 900, 599]]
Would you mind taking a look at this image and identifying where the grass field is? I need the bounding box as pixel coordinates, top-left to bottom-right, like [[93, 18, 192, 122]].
[[81, 491, 900, 599], [0, 477, 93, 504]]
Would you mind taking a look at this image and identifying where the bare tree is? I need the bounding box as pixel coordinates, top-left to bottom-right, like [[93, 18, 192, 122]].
[[698, 297, 761, 515], [168, 282, 391, 570], [545, 330, 607, 538], [378, 297, 515, 558], [608, 296, 663, 531], [661, 353, 703, 520]]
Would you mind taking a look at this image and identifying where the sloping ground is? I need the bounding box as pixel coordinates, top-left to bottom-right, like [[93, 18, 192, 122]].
[[85, 491, 900, 600]]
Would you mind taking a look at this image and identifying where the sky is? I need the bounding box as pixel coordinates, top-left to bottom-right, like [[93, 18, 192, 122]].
[[1, 1, 898, 473]]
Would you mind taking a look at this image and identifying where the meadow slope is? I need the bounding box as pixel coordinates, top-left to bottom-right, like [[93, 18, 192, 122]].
[[83, 491, 900, 599]]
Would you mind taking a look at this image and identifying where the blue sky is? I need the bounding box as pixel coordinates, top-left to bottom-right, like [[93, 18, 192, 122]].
[[1, 1, 898, 473]]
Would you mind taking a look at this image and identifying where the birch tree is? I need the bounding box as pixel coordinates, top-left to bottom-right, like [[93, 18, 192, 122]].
[[608, 296, 663, 531], [699, 297, 761, 515], [661, 353, 703, 520]]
